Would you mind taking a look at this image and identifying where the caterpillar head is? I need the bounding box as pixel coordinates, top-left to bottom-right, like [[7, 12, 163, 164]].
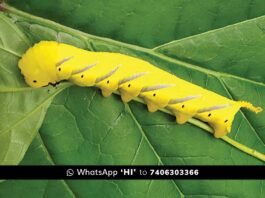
[[18, 41, 59, 88]]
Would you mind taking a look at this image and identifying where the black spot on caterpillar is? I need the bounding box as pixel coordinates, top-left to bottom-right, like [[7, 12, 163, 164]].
[[18, 41, 263, 138]]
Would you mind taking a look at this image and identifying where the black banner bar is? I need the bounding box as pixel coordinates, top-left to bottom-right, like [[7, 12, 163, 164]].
[[0, 166, 264, 179]]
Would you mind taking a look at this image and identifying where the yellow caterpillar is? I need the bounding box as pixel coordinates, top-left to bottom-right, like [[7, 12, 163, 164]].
[[18, 41, 263, 138]]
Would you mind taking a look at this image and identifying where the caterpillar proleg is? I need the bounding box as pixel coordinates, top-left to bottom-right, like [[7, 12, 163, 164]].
[[18, 41, 263, 138]]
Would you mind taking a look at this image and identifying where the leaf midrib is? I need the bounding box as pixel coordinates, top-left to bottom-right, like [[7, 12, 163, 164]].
[[0, 13, 31, 53], [0, 46, 21, 57], [6, 4, 265, 88], [0, 87, 41, 93], [151, 50, 265, 87], [0, 85, 70, 143]]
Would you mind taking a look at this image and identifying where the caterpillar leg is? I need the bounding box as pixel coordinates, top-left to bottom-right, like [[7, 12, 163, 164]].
[[142, 94, 172, 113], [175, 113, 192, 124], [170, 110, 192, 124], [209, 123, 228, 138], [101, 89, 113, 97], [167, 97, 201, 125], [119, 89, 138, 102], [144, 101, 161, 112], [118, 83, 143, 102], [138, 84, 178, 113], [143, 98, 171, 112]]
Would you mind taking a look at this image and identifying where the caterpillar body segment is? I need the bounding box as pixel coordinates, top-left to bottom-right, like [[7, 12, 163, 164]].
[[71, 60, 118, 87], [96, 65, 151, 97], [118, 73, 175, 103], [167, 96, 205, 124], [139, 84, 176, 112], [18, 41, 263, 138], [195, 103, 241, 138]]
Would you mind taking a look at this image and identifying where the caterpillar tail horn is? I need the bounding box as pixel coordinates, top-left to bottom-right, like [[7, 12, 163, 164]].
[[238, 101, 263, 113]]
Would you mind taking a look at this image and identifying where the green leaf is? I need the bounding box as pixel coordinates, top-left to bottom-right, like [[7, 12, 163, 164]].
[[6, 5, 264, 162], [154, 16, 265, 155], [1, 3, 265, 198], [7, 0, 265, 48], [1, 127, 265, 197], [0, 134, 75, 198], [0, 13, 69, 165], [154, 16, 265, 83]]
